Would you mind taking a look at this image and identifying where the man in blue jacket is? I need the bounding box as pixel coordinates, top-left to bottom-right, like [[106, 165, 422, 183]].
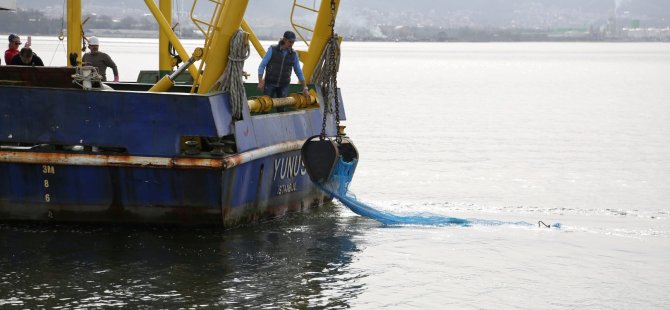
[[257, 31, 309, 99]]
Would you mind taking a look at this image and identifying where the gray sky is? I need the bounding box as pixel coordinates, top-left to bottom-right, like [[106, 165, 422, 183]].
[[16, 0, 670, 28]]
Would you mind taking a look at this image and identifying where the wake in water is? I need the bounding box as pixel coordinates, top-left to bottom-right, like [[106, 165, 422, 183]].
[[319, 158, 560, 228]]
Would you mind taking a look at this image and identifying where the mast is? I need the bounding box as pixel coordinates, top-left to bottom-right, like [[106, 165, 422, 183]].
[[302, 0, 340, 84], [144, 0, 198, 80], [159, 0, 173, 76], [66, 0, 82, 66], [197, 0, 249, 93]]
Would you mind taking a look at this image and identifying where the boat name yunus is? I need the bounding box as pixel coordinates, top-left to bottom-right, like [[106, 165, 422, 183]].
[[274, 154, 307, 181], [274, 154, 308, 195]]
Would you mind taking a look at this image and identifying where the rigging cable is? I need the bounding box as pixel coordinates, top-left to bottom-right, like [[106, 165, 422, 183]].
[[168, 0, 182, 68], [49, 0, 68, 66], [168, 23, 182, 67]]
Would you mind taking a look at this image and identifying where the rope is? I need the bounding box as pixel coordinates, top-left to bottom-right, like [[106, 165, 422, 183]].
[[71, 66, 103, 89], [49, 38, 66, 66], [174, 0, 181, 36], [213, 29, 250, 120], [49, 0, 68, 66]]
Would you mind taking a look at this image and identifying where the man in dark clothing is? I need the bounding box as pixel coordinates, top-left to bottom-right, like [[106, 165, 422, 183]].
[[10, 47, 44, 66], [257, 30, 309, 99], [82, 36, 119, 82]]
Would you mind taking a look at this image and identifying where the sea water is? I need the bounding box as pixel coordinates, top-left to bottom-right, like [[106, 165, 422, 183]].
[[1, 39, 669, 309]]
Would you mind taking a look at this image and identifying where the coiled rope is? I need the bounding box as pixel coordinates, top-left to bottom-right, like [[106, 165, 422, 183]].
[[213, 29, 250, 120]]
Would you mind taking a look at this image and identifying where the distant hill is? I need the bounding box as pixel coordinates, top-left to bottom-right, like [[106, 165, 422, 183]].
[[17, 0, 670, 18], [16, 0, 670, 21], [7, 0, 670, 41]]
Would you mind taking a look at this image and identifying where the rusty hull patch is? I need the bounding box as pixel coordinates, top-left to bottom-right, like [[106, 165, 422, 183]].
[[0, 150, 224, 169]]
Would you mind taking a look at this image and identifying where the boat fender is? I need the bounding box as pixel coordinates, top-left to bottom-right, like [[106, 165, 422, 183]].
[[301, 136, 339, 183]]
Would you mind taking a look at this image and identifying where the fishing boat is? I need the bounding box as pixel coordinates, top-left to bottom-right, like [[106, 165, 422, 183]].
[[0, 0, 16, 11], [0, 0, 357, 226]]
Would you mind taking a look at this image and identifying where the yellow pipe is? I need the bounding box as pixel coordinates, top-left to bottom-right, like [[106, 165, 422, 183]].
[[148, 75, 175, 92], [144, 0, 198, 80], [149, 48, 203, 93], [66, 0, 82, 66], [197, 0, 249, 94], [248, 91, 318, 113], [241, 18, 265, 58], [301, 0, 340, 83], [158, 0, 173, 75]]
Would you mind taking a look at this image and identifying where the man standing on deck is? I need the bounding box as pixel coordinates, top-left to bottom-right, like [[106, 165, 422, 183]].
[[82, 36, 119, 82], [257, 31, 309, 100]]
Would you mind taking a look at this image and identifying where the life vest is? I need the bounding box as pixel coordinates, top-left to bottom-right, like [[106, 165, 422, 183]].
[[265, 44, 295, 86]]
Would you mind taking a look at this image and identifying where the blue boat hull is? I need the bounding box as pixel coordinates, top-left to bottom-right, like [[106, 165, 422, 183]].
[[0, 151, 328, 226], [0, 69, 349, 226]]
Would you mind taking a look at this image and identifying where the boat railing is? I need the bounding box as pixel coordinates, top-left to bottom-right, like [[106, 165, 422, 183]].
[[0, 66, 78, 89], [187, 0, 226, 91], [290, 0, 320, 47], [189, 0, 224, 45]]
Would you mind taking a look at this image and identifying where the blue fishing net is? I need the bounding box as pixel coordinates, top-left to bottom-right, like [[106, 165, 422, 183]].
[[319, 158, 560, 228]]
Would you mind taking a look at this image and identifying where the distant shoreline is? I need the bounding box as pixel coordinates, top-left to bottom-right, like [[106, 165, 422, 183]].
[[20, 30, 670, 44], [3, 4, 669, 44]]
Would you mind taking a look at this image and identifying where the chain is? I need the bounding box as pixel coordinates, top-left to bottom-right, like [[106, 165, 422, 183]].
[[329, 0, 341, 143], [318, 0, 341, 143], [330, 37, 341, 144], [320, 95, 328, 140]]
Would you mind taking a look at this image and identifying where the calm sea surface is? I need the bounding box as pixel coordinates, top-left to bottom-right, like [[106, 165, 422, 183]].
[[2, 38, 669, 309]]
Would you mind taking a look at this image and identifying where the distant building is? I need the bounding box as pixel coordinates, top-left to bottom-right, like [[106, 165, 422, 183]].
[[623, 27, 670, 41], [605, 15, 619, 38]]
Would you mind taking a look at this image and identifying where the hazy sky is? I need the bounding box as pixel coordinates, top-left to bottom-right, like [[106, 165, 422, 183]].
[[18, 0, 670, 16], [15, 0, 670, 28]]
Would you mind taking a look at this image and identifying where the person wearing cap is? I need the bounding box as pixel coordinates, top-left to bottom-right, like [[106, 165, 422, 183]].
[[5, 33, 30, 65], [258, 30, 309, 102], [82, 36, 119, 82], [10, 47, 44, 66]]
